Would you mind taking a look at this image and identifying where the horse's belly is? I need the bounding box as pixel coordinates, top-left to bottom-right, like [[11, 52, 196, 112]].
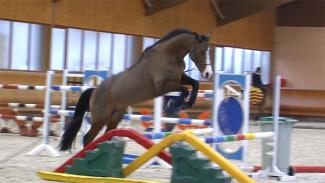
[[110, 77, 158, 106], [112, 86, 157, 106]]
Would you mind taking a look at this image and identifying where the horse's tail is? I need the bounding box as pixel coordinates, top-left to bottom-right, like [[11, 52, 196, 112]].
[[59, 88, 94, 151]]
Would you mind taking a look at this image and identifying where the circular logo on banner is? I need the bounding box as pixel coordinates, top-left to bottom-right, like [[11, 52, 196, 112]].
[[218, 96, 243, 135]]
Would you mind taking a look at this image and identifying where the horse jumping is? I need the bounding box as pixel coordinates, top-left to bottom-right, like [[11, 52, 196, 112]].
[[59, 29, 212, 150]]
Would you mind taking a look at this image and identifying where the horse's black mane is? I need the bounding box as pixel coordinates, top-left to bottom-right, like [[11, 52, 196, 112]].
[[146, 28, 196, 51]]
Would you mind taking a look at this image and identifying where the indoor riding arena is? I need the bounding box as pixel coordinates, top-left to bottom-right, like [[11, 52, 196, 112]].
[[0, 1, 324, 183]]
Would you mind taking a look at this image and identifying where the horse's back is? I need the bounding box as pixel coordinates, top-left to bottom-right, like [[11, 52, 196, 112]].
[[96, 58, 156, 106]]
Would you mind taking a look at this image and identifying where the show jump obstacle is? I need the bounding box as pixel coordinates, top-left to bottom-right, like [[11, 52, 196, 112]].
[[38, 128, 255, 183]]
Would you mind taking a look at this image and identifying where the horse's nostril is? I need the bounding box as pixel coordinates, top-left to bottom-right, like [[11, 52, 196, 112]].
[[205, 73, 209, 78], [202, 72, 211, 79]]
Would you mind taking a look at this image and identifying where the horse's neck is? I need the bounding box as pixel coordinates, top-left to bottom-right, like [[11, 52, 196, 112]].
[[160, 34, 198, 59]]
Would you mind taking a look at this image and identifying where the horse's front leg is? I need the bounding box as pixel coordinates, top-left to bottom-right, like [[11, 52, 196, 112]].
[[181, 73, 199, 109], [179, 85, 189, 99]]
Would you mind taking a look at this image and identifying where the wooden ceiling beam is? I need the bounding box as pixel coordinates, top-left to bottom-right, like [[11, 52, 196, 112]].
[[143, 0, 188, 15], [210, 0, 295, 26], [277, 0, 325, 27]]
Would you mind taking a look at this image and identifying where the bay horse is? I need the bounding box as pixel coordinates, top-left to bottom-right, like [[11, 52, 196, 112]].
[[59, 29, 212, 150]]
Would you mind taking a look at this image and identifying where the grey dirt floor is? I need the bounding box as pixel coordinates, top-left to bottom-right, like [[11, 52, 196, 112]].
[[0, 121, 324, 183]]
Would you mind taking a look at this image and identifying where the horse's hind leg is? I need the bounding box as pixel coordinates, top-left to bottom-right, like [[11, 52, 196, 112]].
[[83, 112, 110, 146], [106, 107, 127, 132]]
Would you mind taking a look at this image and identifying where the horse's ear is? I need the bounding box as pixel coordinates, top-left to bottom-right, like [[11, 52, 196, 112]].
[[200, 33, 210, 42], [206, 33, 211, 39]]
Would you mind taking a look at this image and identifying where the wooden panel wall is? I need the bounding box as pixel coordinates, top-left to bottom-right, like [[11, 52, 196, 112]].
[[0, 70, 63, 105], [272, 27, 325, 90], [0, 0, 52, 23], [0, 0, 276, 50], [280, 89, 325, 117]]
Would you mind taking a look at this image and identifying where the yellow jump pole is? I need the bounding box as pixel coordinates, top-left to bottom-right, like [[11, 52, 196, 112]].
[[37, 171, 161, 183], [123, 133, 183, 176], [123, 132, 255, 183]]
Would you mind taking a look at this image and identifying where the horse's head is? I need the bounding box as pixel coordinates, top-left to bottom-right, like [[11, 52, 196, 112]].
[[189, 34, 213, 79]]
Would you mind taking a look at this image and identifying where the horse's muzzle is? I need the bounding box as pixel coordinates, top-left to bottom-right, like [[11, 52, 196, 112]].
[[202, 65, 213, 79]]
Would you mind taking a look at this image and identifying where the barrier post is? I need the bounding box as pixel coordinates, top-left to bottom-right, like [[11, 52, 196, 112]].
[[213, 73, 249, 161], [242, 74, 251, 163], [251, 75, 295, 181], [27, 71, 60, 156], [60, 70, 68, 136], [153, 96, 163, 133], [150, 96, 172, 169], [212, 67, 219, 149], [270, 75, 289, 177]]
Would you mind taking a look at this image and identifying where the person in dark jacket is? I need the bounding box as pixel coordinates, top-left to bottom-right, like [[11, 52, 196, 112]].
[[252, 67, 267, 92]]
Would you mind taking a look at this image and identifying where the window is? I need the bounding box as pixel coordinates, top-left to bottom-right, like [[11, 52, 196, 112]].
[[0, 20, 42, 70], [260, 52, 271, 84], [11, 22, 29, 70], [50, 28, 65, 70], [97, 32, 112, 70], [67, 29, 82, 71], [30, 24, 42, 70], [143, 37, 156, 49], [83, 31, 97, 70], [111, 34, 126, 74], [50, 28, 130, 75], [0, 20, 10, 69], [233, 48, 243, 74], [223, 47, 233, 73], [215, 47, 271, 84]]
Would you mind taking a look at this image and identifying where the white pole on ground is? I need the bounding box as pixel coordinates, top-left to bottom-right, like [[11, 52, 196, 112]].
[[27, 71, 60, 156], [153, 96, 163, 133]]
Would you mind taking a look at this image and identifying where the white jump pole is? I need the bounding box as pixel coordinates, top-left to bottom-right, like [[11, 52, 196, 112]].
[[120, 106, 133, 128], [60, 70, 68, 136], [269, 75, 295, 181], [242, 74, 251, 163], [270, 75, 286, 176], [27, 71, 60, 156], [212, 65, 220, 149], [148, 96, 169, 169], [153, 96, 163, 133]]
